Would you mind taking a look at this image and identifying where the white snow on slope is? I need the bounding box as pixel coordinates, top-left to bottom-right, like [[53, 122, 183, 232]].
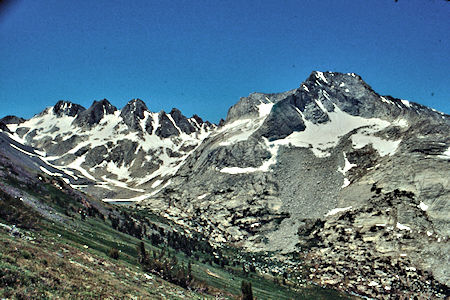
[[418, 201, 429, 211], [337, 152, 357, 188], [66, 156, 97, 181], [9, 143, 37, 157], [380, 96, 394, 105], [151, 179, 163, 188], [259, 100, 274, 117], [325, 206, 352, 217], [197, 193, 209, 200], [338, 152, 357, 174], [103, 194, 150, 202], [351, 133, 401, 156], [272, 105, 391, 157], [315, 71, 328, 83], [11, 104, 213, 195], [39, 166, 62, 177], [438, 146, 450, 160], [396, 222, 412, 231], [218, 101, 274, 147], [401, 99, 411, 108], [105, 161, 131, 181], [341, 178, 351, 188]]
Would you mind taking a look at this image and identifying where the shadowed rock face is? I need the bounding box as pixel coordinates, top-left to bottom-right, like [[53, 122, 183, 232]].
[[0, 122, 10, 133], [120, 99, 153, 133], [73, 99, 117, 127], [53, 100, 86, 117], [155, 111, 180, 138], [257, 98, 306, 141], [170, 108, 196, 134], [0, 115, 26, 124]]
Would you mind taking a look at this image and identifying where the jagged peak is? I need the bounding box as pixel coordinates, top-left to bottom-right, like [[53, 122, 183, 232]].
[[0, 115, 26, 124], [53, 100, 86, 117], [191, 114, 204, 124], [121, 98, 149, 119], [73, 99, 117, 127], [90, 98, 117, 112]]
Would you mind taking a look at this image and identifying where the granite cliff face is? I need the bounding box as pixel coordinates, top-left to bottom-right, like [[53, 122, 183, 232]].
[[1, 71, 449, 298]]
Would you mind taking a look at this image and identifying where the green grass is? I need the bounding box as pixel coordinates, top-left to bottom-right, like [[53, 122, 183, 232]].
[[1, 175, 354, 299]]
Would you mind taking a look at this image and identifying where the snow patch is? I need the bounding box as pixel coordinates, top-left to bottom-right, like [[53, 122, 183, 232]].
[[338, 152, 357, 174], [380, 96, 394, 105], [341, 178, 351, 188], [418, 201, 429, 211], [103, 194, 150, 202], [39, 166, 62, 177], [151, 179, 163, 188], [396, 222, 411, 231], [197, 193, 209, 200], [351, 133, 401, 157], [106, 161, 131, 181], [258, 102, 274, 118], [315, 71, 328, 83], [392, 118, 409, 128], [400, 99, 411, 108], [437, 146, 450, 160], [325, 206, 352, 217], [272, 105, 391, 157]]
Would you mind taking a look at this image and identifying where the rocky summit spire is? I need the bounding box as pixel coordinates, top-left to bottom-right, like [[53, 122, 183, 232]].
[[73, 99, 117, 127], [155, 111, 180, 138], [53, 100, 86, 117], [170, 108, 196, 134], [120, 99, 153, 133]]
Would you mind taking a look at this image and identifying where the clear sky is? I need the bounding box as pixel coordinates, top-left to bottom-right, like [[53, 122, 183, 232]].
[[0, 0, 449, 123]]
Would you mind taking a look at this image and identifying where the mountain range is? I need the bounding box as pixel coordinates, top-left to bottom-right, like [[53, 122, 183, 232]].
[[1, 71, 449, 299]]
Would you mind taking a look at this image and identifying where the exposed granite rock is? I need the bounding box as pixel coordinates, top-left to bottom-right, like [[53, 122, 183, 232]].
[[0, 122, 11, 133], [0, 115, 26, 124], [120, 99, 152, 133], [53, 100, 86, 117], [155, 111, 180, 138], [300, 187, 449, 299], [170, 108, 196, 134], [73, 99, 117, 127]]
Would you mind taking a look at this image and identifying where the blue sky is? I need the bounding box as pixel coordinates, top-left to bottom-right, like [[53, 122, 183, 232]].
[[0, 0, 449, 123]]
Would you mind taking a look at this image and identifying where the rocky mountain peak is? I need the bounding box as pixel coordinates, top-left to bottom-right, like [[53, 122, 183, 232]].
[[0, 115, 26, 125], [53, 100, 86, 117], [120, 98, 151, 132], [170, 108, 197, 135], [155, 111, 180, 138], [73, 99, 117, 127], [121, 99, 149, 118]]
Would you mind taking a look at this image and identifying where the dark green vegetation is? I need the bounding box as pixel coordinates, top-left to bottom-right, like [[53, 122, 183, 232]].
[[0, 162, 353, 299]]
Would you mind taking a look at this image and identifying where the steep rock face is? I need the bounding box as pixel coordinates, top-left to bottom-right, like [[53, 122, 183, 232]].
[[0, 122, 11, 133], [170, 108, 197, 135], [73, 99, 117, 127], [119, 99, 153, 134], [53, 100, 86, 117], [155, 112, 181, 138], [0, 115, 26, 124], [137, 71, 449, 292]]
